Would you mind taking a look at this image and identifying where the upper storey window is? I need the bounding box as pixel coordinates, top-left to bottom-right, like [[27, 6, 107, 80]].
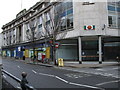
[[108, 1, 120, 28], [55, 1, 73, 31]]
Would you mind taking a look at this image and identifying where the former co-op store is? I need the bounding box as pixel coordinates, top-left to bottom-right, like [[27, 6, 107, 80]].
[[2, 1, 120, 63]]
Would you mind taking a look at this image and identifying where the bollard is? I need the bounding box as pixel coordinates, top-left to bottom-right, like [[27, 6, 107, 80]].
[[20, 72, 28, 90], [116, 56, 119, 63], [58, 58, 64, 67]]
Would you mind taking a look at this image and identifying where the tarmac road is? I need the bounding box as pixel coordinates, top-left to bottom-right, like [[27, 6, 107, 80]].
[[2, 58, 120, 90]]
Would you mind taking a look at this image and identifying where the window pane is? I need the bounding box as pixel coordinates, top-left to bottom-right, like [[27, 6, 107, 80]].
[[118, 17, 120, 28], [112, 16, 117, 27], [108, 16, 112, 26], [108, 16, 117, 27], [67, 15, 73, 28], [61, 17, 66, 30]]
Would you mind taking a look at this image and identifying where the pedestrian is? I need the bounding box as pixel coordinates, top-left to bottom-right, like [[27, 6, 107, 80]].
[[34, 55, 36, 60], [20, 72, 28, 90]]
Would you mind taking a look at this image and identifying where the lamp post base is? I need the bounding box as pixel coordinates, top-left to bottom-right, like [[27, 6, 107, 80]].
[[99, 61, 102, 64], [79, 61, 82, 64]]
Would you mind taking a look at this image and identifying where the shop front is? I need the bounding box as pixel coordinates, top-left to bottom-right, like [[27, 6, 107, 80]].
[[56, 39, 78, 61], [103, 37, 120, 61], [22, 42, 50, 62], [15, 47, 24, 59]]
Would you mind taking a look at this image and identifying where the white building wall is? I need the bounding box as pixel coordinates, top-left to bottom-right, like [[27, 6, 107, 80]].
[[74, 2, 108, 36], [57, 1, 120, 40], [0, 33, 2, 48]]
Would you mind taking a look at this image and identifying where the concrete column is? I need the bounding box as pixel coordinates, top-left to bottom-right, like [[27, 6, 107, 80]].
[[16, 27, 19, 43], [0, 56, 2, 90], [0, 65, 1, 90], [99, 36, 102, 64], [22, 23, 25, 42], [78, 37, 82, 64]]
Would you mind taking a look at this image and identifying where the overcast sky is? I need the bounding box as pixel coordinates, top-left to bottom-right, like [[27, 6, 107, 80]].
[[0, 0, 40, 33]]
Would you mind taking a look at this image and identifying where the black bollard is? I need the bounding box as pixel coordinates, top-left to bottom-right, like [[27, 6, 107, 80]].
[[20, 72, 28, 90], [116, 56, 120, 63]]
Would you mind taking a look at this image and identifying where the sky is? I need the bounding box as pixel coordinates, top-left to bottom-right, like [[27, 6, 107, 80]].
[[0, 0, 40, 33]]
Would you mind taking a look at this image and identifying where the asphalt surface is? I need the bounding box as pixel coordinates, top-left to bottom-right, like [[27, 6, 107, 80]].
[[2, 78, 17, 90], [2, 58, 120, 90]]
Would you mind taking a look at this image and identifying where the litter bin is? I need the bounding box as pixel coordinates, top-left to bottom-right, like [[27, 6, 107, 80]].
[[58, 58, 64, 67]]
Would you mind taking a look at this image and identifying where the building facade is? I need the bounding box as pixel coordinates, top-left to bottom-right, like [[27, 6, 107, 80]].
[[2, 0, 120, 64]]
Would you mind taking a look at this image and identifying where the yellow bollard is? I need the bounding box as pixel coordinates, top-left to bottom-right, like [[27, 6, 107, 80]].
[[58, 58, 64, 67]]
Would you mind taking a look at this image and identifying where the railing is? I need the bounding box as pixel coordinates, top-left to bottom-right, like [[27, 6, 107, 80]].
[[2, 69, 35, 90], [0, 64, 2, 90]]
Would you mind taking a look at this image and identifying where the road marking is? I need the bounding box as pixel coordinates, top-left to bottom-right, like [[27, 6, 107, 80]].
[[32, 70, 37, 74], [55, 76, 69, 83], [96, 80, 120, 86], [55, 76, 103, 89], [69, 82, 105, 90], [112, 68, 118, 70], [3, 69, 104, 89], [3, 75, 6, 78], [96, 69, 105, 71], [59, 67, 120, 78], [96, 68, 119, 71], [39, 73, 55, 77], [38, 72, 103, 89], [17, 86, 21, 89], [17, 66, 20, 68]]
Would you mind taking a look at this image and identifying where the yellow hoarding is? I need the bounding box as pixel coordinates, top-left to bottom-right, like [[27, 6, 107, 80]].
[[25, 49, 29, 58], [46, 47, 50, 58]]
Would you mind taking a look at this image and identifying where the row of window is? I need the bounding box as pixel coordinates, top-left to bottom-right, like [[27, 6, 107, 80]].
[[108, 1, 120, 28], [26, 1, 73, 39], [108, 5, 120, 12]]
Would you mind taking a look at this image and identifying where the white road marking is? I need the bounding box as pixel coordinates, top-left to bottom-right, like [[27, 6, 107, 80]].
[[96, 69, 105, 71], [3, 69, 104, 89], [55, 76, 69, 83], [39, 73, 55, 77], [17, 66, 20, 68], [96, 80, 120, 86], [37, 72, 103, 89], [17, 86, 21, 89], [94, 72, 119, 78], [3, 75, 6, 78], [112, 68, 118, 70], [32, 70, 37, 74], [96, 68, 118, 71], [59, 67, 120, 78], [69, 82, 105, 90]]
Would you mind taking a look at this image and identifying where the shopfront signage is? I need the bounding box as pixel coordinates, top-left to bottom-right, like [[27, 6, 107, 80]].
[[84, 25, 95, 30], [18, 47, 21, 51]]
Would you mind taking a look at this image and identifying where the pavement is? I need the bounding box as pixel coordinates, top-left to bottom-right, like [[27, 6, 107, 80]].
[[2, 57, 119, 68], [2, 78, 17, 90]]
